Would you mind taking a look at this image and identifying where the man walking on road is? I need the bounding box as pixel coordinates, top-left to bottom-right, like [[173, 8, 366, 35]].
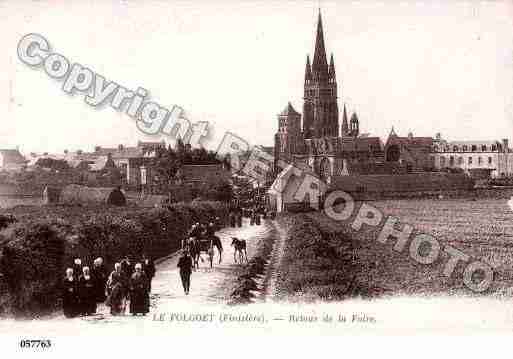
[[177, 249, 193, 295]]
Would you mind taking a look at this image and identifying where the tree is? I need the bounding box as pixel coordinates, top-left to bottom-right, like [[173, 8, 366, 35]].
[[35, 158, 70, 171], [150, 145, 180, 192]]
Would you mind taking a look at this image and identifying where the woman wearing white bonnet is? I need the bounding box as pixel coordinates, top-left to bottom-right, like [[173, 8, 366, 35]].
[[78, 266, 96, 316], [62, 267, 78, 318], [129, 263, 150, 315]]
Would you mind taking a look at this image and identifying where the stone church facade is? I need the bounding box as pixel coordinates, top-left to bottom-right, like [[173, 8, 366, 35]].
[[274, 11, 432, 184]]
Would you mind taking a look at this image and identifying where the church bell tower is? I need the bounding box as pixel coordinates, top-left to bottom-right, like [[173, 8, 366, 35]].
[[302, 10, 339, 139]]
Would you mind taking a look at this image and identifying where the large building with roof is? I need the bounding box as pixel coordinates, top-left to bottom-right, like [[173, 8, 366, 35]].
[[431, 134, 513, 178], [274, 11, 432, 184]]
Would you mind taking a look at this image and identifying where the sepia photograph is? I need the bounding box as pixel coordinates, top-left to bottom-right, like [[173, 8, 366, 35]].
[[0, 0, 513, 356]]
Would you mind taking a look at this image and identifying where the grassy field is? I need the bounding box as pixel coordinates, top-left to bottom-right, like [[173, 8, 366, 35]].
[[307, 198, 513, 297]]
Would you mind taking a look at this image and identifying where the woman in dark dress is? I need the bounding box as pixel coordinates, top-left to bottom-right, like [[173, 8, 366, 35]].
[[91, 257, 107, 303], [129, 263, 149, 315], [73, 258, 82, 281], [62, 268, 79, 318], [254, 209, 261, 225], [121, 256, 134, 280], [141, 254, 156, 293], [106, 263, 125, 315], [78, 266, 97, 316], [236, 210, 242, 227]]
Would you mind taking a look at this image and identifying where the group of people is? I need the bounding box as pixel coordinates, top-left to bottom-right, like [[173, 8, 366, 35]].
[[228, 210, 243, 227], [62, 254, 156, 318], [62, 211, 264, 317], [229, 206, 271, 227]]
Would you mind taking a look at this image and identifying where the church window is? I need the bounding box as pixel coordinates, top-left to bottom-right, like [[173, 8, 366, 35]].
[[471, 145, 477, 152], [488, 157, 493, 164], [478, 157, 482, 165], [491, 144, 497, 151], [440, 157, 446, 167], [462, 145, 467, 152], [453, 145, 459, 152], [449, 156, 454, 166], [468, 157, 472, 165], [458, 157, 463, 165], [481, 145, 487, 151]]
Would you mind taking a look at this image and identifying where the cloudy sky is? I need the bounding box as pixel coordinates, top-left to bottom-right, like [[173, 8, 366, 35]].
[[1, 0, 512, 154]]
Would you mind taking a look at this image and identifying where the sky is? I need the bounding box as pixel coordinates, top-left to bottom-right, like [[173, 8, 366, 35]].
[[0, 0, 512, 155]]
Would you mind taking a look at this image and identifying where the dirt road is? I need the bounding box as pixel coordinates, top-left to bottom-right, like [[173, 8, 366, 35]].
[[28, 218, 276, 327], [150, 218, 274, 308]]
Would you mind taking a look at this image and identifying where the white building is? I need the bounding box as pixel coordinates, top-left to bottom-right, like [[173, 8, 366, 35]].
[[0, 149, 26, 171], [431, 134, 513, 177]]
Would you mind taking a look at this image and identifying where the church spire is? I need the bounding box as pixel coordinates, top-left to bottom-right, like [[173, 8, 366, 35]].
[[305, 55, 312, 83], [341, 104, 348, 136], [350, 112, 359, 137], [329, 53, 335, 78], [312, 9, 328, 77]]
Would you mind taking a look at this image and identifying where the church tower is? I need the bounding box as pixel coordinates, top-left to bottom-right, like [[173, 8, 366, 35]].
[[302, 10, 339, 139], [275, 102, 301, 165]]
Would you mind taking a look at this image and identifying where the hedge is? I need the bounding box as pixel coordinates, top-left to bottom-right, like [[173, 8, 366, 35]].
[[275, 215, 360, 301]]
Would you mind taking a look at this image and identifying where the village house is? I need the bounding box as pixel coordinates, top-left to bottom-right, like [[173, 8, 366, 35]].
[[91, 140, 165, 187], [0, 149, 27, 171]]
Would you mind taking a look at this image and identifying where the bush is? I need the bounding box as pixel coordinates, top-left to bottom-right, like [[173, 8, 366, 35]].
[[0, 222, 66, 314]]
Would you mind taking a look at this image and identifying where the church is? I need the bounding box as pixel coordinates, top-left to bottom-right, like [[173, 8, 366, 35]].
[[273, 11, 433, 185]]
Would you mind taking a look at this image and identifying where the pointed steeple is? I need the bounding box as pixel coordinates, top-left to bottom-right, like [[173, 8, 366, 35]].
[[305, 55, 312, 82], [328, 53, 336, 79], [389, 126, 397, 137], [312, 10, 328, 77], [350, 112, 359, 137], [341, 104, 348, 136]]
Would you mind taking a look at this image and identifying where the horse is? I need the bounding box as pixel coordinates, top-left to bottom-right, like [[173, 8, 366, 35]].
[[186, 238, 202, 270], [231, 237, 247, 264], [211, 235, 223, 264]]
